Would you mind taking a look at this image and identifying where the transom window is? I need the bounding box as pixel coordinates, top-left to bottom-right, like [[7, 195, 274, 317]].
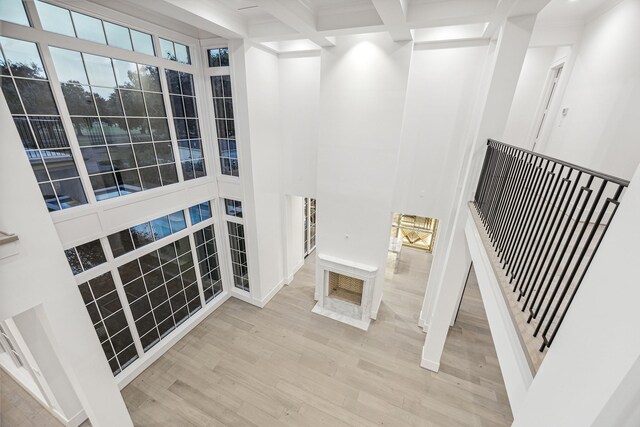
[[224, 198, 242, 217], [0, 0, 30, 26], [159, 38, 190, 64], [207, 48, 229, 67], [34, 1, 155, 56], [189, 201, 212, 225], [107, 210, 186, 258], [65, 239, 107, 275]]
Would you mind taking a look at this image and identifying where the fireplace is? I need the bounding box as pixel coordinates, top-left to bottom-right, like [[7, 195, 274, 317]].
[[328, 272, 364, 305], [312, 254, 378, 330]]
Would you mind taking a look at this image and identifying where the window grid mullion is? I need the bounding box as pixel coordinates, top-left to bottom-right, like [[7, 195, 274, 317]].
[[157, 63, 185, 183], [39, 42, 98, 204], [101, 236, 145, 359]]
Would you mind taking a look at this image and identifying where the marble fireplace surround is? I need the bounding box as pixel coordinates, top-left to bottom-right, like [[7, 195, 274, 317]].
[[312, 253, 378, 331]]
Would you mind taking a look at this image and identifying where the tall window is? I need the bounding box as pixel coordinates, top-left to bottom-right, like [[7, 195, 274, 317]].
[[211, 75, 238, 176], [50, 47, 178, 200], [303, 198, 316, 256], [227, 222, 249, 291], [78, 272, 138, 376], [118, 237, 201, 351], [193, 225, 222, 302], [0, 36, 87, 211], [165, 69, 205, 180]]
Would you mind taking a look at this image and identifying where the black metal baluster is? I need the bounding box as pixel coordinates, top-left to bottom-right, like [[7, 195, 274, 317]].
[[471, 140, 628, 350], [510, 161, 555, 286], [533, 180, 595, 337], [543, 185, 624, 348], [500, 155, 537, 266]]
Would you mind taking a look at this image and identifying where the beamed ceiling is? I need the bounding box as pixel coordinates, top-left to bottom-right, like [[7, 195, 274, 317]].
[[81, 0, 616, 53]]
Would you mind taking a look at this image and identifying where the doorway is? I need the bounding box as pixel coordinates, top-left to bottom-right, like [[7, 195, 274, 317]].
[[303, 197, 316, 257], [384, 213, 439, 327], [532, 64, 563, 152]]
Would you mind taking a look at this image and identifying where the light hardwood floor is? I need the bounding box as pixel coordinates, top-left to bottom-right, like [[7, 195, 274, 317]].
[[0, 368, 64, 427], [122, 248, 513, 426]]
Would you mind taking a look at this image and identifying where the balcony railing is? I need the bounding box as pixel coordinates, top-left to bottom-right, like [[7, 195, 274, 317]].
[[473, 139, 629, 351]]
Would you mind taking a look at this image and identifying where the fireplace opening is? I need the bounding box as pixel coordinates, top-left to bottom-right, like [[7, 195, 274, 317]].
[[328, 272, 364, 305]]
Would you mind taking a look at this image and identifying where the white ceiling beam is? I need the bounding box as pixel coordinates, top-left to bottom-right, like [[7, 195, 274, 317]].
[[510, 0, 553, 16], [482, 0, 552, 39], [248, 19, 299, 42], [370, 0, 413, 41], [407, 0, 496, 28], [132, 0, 248, 40], [482, 0, 519, 39], [252, 0, 335, 47]]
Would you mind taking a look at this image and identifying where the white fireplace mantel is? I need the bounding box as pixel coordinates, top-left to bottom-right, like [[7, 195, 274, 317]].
[[312, 253, 378, 330]]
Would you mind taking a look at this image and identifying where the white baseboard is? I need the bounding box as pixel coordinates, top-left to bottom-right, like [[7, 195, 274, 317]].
[[116, 291, 231, 389], [285, 259, 304, 285], [255, 278, 286, 308], [370, 295, 382, 321], [0, 355, 88, 427], [419, 317, 429, 332], [420, 347, 440, 372], [65, 409, 88, 427]]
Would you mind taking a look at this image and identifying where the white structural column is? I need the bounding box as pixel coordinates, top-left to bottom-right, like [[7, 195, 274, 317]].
[[513, 161, 640, 426], [0, 94, 133, 424], [231, 39, 293, 307], [421, 14, 536, 372]]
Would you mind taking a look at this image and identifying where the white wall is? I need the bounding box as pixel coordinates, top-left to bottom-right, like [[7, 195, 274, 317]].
[[0, 92, 132, 426], [316, 33, 413, 314], [502, 46, 558, 147], [243, 43, 287, 304], [279, 52, 321, 198], [13, 308, 83, 418], [540, 0, 640, 180], [393, 42, 489, 221], [283, 195, 305, 283], [513, 152, 640, 427]]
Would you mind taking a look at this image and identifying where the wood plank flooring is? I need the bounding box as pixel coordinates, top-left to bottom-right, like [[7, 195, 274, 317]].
[[122, 249, 513, 426], [0, 368, 63, 427]]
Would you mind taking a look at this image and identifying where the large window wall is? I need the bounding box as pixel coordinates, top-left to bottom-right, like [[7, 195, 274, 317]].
[[1, 1, 251, 383], [65, 201, 225, 377], [0, 1, 240, 215]]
